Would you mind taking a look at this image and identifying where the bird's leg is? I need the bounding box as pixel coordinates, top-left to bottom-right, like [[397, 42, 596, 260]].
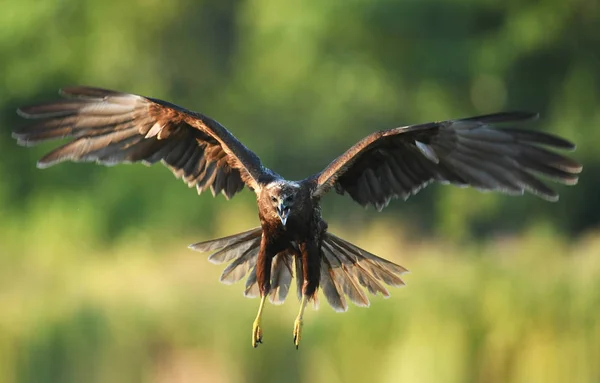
[[293, 239, 320, 349], [252, 237, 275, 348], [293, 293, 309, 349], [252, 294, 267, 348], [293, 238, 321, 349]]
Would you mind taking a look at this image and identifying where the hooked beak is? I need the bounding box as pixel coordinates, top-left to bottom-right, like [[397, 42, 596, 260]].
[[277, 202, 290, 226]]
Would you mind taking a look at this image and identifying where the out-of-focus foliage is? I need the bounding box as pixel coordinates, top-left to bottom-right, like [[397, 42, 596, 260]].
[[1, 0, 598, 240], [2, 216, 600, 383], [1, 0, 599, 382]]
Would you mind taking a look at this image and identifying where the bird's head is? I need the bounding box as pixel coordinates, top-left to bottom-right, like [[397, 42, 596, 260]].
[[264, 181, 300, 226]]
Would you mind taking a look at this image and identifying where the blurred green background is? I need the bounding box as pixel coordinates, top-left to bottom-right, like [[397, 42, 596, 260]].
[[1, 0, 599, 382]]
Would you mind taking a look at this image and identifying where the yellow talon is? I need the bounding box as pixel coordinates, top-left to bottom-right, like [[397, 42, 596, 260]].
[[252, 295, 267, 348], [293, 317, 303, 349], [252, 319, 263, 348], [293, 295, 309, 349]]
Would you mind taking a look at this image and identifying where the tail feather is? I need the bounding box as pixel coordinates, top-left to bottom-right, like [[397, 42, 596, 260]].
[[189, 228, 262, 285], [322, 241, 369, 309], [207, 231, 262, 265], [326, 238, 391, 297], [294, 255, 304, 301], [244, 267, 259, 298], [219, 240, 261, 284], [319, 256, 347, 312], [243, 249, 295, 303], [268, 251, 294, 304], [327, 233, 408, 286], [318, 233, 408, 310], [189, 227, 262, 254], [190, 229, 408, 311]]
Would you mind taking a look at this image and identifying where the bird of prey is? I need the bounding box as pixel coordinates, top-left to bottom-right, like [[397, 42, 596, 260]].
[[13, 87, 582, 348]]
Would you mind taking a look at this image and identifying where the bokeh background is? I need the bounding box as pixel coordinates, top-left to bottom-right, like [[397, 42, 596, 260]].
[[1, 0, 600, 382]]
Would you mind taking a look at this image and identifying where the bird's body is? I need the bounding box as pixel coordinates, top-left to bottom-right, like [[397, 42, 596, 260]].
[[256, 180, 323, 298], [13, 87, 582, 348]]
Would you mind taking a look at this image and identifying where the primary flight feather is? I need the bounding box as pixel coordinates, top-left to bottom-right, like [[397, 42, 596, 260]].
[[13, 87, 582, 348]]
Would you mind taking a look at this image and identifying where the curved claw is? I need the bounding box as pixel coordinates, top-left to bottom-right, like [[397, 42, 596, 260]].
[[252, 320, 263, 348], [252, 295, 267, 348], [293, 318, 303, 349]]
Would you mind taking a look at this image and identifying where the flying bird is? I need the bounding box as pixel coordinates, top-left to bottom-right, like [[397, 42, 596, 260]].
[[13, 87, 582, 348]]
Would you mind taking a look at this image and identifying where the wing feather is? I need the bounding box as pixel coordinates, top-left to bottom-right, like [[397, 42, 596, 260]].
[[312, 112, 581, 207], [14, 86, 273, 198]]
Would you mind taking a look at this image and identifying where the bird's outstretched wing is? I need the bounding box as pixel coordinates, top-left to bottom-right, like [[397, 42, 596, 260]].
[[13, 87, 269, 198], [313, 112, 582, 210]]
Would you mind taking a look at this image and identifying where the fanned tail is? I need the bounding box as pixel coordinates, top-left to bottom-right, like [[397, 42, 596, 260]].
[[189, 229, 409, 311]]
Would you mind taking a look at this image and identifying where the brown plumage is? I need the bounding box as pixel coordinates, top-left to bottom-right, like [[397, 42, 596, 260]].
[[13, 87, 582, 348]]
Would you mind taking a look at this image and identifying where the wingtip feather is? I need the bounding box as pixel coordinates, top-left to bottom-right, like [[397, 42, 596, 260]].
[[59, 86, 124, 99], [36, 159, 55, 169], [16, 107, 31, 119]]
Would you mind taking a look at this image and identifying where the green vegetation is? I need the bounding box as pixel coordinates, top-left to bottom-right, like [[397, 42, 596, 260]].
[[1, 0, 598, 382], [1, 215, 599, 383]]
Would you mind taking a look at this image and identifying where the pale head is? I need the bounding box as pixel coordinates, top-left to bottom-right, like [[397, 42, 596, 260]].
[[263, 180, 300, 226]]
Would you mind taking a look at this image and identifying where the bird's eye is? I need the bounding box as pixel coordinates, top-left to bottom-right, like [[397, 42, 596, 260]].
[[271, 196, 277, 203]]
